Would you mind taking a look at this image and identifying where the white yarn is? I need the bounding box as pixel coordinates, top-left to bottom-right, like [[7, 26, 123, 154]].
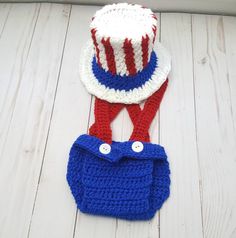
[[90, 3, 156, 40], [133, 40, 143, 73], [96, 35, 108, 71], [112, 40, 127, 76], [79, 41, 171, 104], [90, 3, 157, 76]]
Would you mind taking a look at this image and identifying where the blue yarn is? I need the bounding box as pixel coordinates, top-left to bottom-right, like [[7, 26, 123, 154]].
[[67, 134, 170, 220], [92, 51, 158, 91]]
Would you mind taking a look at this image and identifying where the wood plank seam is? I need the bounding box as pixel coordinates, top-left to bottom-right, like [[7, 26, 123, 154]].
[[0, 3, 41, 158], [23, 3, 41, 77], [195, 14, 236, 237], [26, 4, 72, 237], [0, 4, 12, 39], [72, 95, 93, 238], [190, 13, 205, 238], [222, 17, 236, 134], [159, 13, 203, 238]]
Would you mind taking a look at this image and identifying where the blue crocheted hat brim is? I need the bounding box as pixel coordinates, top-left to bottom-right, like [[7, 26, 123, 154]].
[[67, 134, 170, 220], [92, 51, 158, 91]]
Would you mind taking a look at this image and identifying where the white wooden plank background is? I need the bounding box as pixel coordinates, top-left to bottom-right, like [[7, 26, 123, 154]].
[[160, 13, 203, 238], [192, 15, 236, 238], [0, 3, 236, 238]]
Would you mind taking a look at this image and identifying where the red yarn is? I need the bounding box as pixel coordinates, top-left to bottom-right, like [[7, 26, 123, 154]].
[[89, 80, 168, 144], [152, 25, 157, 44], [141, 34, 149, 68], [91, 28, 101, 67], [101, 37, 117, 75], [92, 98, 113, 144], [152, 14, 157, 20], [126, 104, 150, 142], [129, 80, 168, 141], [123, 38, 137, 76], [89, 103, 123, 137]]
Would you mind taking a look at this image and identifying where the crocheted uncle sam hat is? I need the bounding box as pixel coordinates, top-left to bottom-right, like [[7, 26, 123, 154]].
[[79, 3, 171, 104]]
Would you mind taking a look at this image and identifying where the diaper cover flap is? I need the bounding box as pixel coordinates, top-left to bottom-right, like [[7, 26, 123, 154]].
[[67, 134, 170, 220]]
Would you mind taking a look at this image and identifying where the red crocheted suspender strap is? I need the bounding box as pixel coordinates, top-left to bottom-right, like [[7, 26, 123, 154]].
[[89, 79, 168, 144], [89, 103, 123, 139], [126, 104, 150, 142], [89, 100, 123, 144], [129, 80, 168, 142]]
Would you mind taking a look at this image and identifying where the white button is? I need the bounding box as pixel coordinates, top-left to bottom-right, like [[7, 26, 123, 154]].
[[132, 141, 144, 153], [99, 143, 111, 155]]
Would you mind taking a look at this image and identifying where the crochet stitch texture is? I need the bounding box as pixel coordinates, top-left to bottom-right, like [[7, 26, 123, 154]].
[[67, 80, 171, 220], [67, 3, 171, 221], [79, 3, 171, 104], [92, 51, 158, 91], [67, 135, 170, 220], [90, 3, 157, 76]]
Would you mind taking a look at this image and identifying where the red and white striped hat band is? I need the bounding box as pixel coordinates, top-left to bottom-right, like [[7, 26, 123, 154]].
[[90, 4, 157, 76], [79, 3, 171, 104]]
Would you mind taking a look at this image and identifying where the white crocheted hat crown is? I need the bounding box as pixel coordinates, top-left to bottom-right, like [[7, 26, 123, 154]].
[[90, 3, 157, 76], [79, 3, 171, 104]]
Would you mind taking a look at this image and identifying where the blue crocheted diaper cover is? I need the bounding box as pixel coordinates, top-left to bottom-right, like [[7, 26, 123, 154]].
[[67, 134, 170, 220], [67, 80, 170, 220]]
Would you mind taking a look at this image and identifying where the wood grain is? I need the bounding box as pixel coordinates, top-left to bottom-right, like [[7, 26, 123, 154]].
[[0, 3, 70, 238], [0, 4, 41, 237], [0, 3, 40, 155], [0, 3, 236, 238], [159, 13, 203, 238], [192, 14, 236, 238], [0, 4, 11, 36], [224, 16, 236, 131]]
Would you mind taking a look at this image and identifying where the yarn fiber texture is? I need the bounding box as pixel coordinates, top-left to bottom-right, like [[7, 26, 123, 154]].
[[90, 3, 157, 76], [79, 3, 171, 104], [80, 41, 171, 104], [92, 51, 158, 91], [67, 135, 170, 220], [66, 2, 172, 221], [66, 80, 171, 220]]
